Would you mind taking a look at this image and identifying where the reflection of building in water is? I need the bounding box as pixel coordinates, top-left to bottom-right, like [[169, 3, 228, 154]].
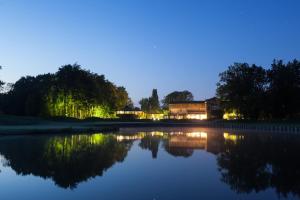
[[206, 132, 225, 155], [169, 132, 207, 149], [115, 132, 165, 142], [165, 132, 208, 157], [116, 135, 143, 142], [115, 131, 228, 158]]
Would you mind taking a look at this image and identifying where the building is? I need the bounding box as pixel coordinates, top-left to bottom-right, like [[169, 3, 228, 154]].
[[168, 98, 223, 120], [205, 97, 223, 119], [116, 110, 145, 119], [116, 110, 164, 120], [168, 101, 208, 120], [116, 97, 222, 120]]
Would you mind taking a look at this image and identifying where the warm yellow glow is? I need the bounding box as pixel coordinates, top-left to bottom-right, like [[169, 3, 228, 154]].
[[168, 114, 207, 120], [90, 134, 105, 144], [149, 114, 164, 120], [186, 132, 207, 138], [116, 135, 143, 141], [223, 110, 239, 120], [116, 111, 144, 115], [223, 132, 244, 142], [116, 111, 163, 120], [186, 114, 207, 120], [150, 131, 164, 136]]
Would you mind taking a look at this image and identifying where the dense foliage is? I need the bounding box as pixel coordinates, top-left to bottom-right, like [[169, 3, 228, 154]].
[[267, 60, 300, 119], [139, 89, 161, 113], [162, 90, 194, 109], [0, 64, 131, 118], [217, 59, 300, 120]]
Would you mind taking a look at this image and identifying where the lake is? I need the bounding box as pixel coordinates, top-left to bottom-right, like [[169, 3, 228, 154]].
[[0, 127, 299, 200]]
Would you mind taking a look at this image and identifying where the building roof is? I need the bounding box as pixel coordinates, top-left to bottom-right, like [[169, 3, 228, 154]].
[[169, 101, 206, 104]]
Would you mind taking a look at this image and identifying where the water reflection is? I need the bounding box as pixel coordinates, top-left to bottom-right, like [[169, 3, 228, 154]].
[[218, 132, 300, 198], [0, 134, 132, 188], [164, 132, 208, 157], [0, 130, 300, 198]]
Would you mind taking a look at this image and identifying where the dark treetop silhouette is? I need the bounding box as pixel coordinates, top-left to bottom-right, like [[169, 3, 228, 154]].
[[161, 90, 194, 109], [217, 59, 300, 120]]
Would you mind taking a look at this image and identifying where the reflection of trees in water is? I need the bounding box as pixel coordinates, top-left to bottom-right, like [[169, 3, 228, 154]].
[[139, 135, 160, 158], [163, 136, 194, 157], [218, 134, 300, 198], [164, 144, 194, 157], [138, 133, 202, 158], [0, 134, 132, 189], [2, 131, 300, 197]]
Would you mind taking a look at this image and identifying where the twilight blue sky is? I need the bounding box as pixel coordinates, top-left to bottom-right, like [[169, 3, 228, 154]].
[[0, 0, 299, 104]]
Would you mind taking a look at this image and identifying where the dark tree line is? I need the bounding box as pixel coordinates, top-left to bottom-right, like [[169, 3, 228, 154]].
[[161, 90, 194, 109], [139, 89, 161, 113], [217, 59, 300, 120], [0, 64, 132, 118]]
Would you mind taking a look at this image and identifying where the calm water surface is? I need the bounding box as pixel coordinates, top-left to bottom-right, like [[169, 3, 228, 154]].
[[0, 127, 299, 200]]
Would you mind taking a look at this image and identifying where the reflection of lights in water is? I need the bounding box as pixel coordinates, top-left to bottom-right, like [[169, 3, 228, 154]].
[[223, 132, 244, 141], [116, 132, 166, 141], [115, 131, 208, 141], [151, 132, 164, 136], [186, 132, 207, 138], [116, 135, 143, 141], [169, 132, 207, 138]]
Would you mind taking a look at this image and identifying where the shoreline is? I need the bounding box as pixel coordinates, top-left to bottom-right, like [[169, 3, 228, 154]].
[[1, 119, 300, 135]]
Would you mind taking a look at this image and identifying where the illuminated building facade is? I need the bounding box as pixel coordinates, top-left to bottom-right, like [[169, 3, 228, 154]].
[[168, 101, 208, 120], [116, 97, 222, 120], [116, 110, 164, 120]]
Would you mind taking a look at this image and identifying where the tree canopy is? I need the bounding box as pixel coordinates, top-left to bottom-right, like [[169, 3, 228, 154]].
[[0, 64, 131, 118], [139, 89, 161, 113], [217, 63, 267, 119], [162, 90, 194, 109], [267, 59, 300, 119], [217, 59, 300, 120]]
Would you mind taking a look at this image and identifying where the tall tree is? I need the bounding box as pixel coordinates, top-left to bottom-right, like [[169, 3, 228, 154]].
[[162, 90, 194, 109], [123, 98, 134, 111], [114, 86, 131, 110], [267, 59, 300, 119], [139, 89, 161, 113], [139, 98, 150, 112], [149, 89, 160, 113], [217, 63, 267, 119]]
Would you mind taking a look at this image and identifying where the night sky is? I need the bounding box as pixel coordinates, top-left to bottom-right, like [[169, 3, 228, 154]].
[[0, 0, 299, 104]]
